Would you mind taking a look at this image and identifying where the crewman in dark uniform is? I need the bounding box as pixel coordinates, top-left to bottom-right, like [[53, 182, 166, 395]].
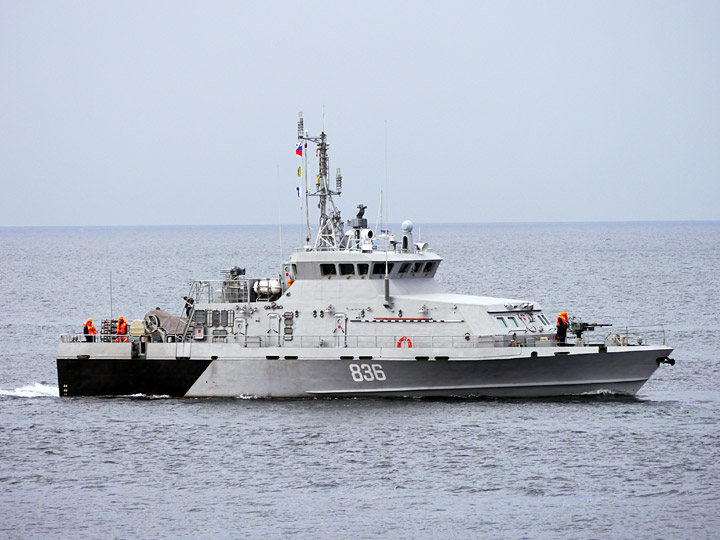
[[182, 296, 195, 318]]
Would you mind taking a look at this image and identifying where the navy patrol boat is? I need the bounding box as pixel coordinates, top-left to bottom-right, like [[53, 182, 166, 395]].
[[56, 115, 675, 398]]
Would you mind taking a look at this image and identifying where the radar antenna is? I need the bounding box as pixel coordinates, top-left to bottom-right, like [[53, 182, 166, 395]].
[[297, 113, 345, 250]]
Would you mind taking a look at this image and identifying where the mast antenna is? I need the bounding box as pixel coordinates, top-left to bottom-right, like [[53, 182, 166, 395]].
[[276, 164, 283, 258], [384, 120, 389, 236], [298, 112, 311, 244], [297, 113, 345, 250]]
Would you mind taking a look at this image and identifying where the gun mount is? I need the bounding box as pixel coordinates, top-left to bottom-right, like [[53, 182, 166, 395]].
[[570, 318, 612, 339]]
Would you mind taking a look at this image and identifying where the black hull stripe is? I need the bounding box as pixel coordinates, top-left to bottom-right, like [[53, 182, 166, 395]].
[[57, 359, 211, 397]]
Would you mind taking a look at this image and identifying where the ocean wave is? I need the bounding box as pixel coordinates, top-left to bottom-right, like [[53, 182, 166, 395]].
[[0, 383, 58, 398]]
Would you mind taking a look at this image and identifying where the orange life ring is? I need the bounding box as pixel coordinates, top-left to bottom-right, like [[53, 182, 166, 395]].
[[397, 336, 413, 348]]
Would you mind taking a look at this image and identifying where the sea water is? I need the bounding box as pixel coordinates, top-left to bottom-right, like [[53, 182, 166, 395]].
[[1, 222, 719, 539]]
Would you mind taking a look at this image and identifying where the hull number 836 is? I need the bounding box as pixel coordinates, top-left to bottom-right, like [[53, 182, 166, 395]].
[[349, 364, 386, 382]]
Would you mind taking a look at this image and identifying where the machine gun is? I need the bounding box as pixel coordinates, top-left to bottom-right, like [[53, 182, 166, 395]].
[[569, 318, 612, 339], [227, 266, 246, 279]]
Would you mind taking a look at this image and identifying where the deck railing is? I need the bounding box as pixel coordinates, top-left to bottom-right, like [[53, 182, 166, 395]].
[[60, 333, 133, 344], [60, 324, 666, 348], [593, 324, 667, 347]]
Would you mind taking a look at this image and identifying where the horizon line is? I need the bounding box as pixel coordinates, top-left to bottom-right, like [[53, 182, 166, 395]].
[[1, 219, 719, 229]]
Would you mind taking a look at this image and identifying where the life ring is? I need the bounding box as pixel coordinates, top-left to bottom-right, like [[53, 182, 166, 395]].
[[397, 336, 413, 348]]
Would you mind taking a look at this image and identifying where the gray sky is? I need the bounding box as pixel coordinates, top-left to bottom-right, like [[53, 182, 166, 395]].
[[1, 1, 718, 226]]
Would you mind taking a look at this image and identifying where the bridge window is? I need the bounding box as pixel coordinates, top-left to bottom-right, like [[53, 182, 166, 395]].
[[413, 262, 422, 273], [372, 262, 394, 275], [357, 264, 369, 276], [423, 262, 435, 273], [321, 264, 337, 276], [340, 264, 355, 276], [399, 263, 411, 274]]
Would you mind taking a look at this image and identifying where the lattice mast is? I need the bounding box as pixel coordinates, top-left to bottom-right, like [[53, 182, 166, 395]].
[[297, 113, 344, 250]]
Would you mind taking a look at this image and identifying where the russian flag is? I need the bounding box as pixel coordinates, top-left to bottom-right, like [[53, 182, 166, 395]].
[[296, 143, 303, 157]]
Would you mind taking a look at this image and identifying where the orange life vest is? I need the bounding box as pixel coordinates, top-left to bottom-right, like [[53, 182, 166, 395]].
[[83, 322, 97, 335]]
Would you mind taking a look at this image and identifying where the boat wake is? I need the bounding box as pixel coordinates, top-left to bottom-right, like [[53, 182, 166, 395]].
[[578, 388, 628, 397], [0, 383, 58, 398]]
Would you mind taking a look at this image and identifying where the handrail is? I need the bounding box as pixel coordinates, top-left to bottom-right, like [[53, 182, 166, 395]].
[[60, 333, 133, 343], [60, 324, 669, 348]]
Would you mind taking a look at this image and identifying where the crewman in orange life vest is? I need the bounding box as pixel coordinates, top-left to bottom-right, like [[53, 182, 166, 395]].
[[115, 316, 128, 343], [556, 311, 569, 344], [83, 318, 97, 342]]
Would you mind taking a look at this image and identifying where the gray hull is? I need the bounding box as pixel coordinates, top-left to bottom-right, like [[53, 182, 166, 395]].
[[58, 343, 672, 398]]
